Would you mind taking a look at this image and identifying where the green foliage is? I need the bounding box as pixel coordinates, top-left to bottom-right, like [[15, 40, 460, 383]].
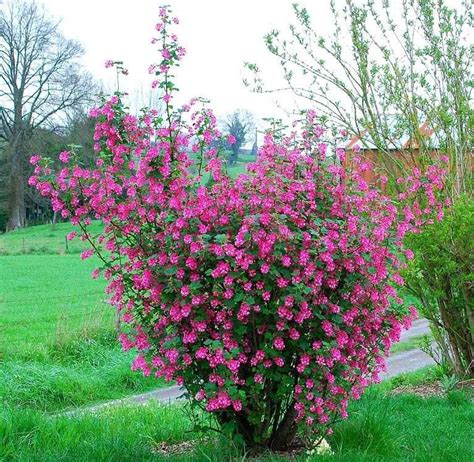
[[404, 196, 474, 376], [440, 375, 460, 394]]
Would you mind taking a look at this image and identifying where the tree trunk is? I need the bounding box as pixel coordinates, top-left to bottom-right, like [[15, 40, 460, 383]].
[[229, 146, 239, 166], [269, 403, 298, 450], [439, 296, 465, 375], [6, 137, 26, 231], [462, 285, 474, 377]]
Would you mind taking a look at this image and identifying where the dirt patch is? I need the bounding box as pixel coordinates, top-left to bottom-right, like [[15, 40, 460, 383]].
[[458, 379, 474, 397], [391, 379, 474, 399], [391, 381, 445, 398], [151, 436, 327, 460], [152, 438, 208, 457]]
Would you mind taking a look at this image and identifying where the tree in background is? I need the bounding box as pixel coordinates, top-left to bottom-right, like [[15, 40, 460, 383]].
[[224, 109, 255, 165], [64, 113, 97, 169], [247, 0, 472, 192], [22, 113, 96, 227], [247, 0, 473, 376], [0, 0, 94, 230]]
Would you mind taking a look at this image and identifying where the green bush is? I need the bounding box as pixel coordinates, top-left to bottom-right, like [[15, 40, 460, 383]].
[[404, 196, 474, 377]]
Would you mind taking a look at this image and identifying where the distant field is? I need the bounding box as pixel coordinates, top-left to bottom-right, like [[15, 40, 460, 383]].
[[0, 221, 103, 255], [0, 155, 256, 256], [191, 151, 256, 184], [0, 254, 109, 352]]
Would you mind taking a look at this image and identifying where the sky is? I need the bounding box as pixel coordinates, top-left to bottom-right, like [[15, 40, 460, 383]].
[[39, 0, 334, 124]]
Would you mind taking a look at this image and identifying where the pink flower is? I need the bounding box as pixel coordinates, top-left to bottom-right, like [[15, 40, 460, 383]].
[[30, 155, 41, 165], [131, 355, 150, 376], [195, 389, 206, 401], [273, 337, 285, 350], [274, 357, 285, 367], [66, 231, 77, 241], [232, 400, 242, 412], [59, 151, 70, 163], [80, 249, 94, 260]]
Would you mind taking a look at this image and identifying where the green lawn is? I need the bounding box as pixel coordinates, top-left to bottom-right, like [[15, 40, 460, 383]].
[[0, 239, 165, 412], [1, 369, 472, 461], [0, 254, 108, 349], [0, 220, 104, 255], [390, 333, 432, 354]]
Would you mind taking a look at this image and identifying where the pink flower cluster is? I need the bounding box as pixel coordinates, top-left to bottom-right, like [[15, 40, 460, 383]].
[[30, 6, 447, 447]]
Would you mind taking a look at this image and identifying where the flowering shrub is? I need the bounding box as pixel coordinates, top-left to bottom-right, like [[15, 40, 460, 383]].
[[29, 6, 447, 451]]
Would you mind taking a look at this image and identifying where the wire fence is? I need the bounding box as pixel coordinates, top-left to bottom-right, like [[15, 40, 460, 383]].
[[0, 234, 89, 255]]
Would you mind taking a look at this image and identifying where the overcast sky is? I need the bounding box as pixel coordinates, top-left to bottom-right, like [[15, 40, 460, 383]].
[[39, 0, 334, 123]]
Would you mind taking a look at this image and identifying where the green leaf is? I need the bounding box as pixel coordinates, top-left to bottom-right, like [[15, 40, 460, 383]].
[[164, 266, 177, 275]]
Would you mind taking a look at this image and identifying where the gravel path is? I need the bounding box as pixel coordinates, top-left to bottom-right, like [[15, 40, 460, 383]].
[[382, 348, 434, 379], [60, 319, 434, 415]]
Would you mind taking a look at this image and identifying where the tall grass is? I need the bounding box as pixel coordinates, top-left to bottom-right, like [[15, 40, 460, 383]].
[[0, 331, 165, 412], [1, 382, 472, 461]]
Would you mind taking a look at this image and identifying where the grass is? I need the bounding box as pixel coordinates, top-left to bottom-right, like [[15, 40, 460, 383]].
[[0, 227, 166, 413], [0, 221, 103, 255], [391, 333, 432, 354], [0, 332, 166, 412], [0, 253, 108, 349], [1, 368, 472, 461]]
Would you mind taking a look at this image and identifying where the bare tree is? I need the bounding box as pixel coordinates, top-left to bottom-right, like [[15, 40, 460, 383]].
[[246, 0, 473, 195], [224, 109, 255, 165], [0, 0, 95, 230]]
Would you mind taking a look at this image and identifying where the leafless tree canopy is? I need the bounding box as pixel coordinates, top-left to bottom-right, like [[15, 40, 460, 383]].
[[224, 109, 255, 165], [0, 0, 95, 230]]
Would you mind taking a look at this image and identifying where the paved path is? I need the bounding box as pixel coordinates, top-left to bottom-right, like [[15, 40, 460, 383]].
[[382, 348, 434, 379], [382, 318, 433, 378], [61, 319, 434, 415], [399, 318, 430, 342]]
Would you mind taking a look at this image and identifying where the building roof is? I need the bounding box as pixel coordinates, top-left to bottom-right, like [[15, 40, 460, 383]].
[[345, 121, 440, 151]]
